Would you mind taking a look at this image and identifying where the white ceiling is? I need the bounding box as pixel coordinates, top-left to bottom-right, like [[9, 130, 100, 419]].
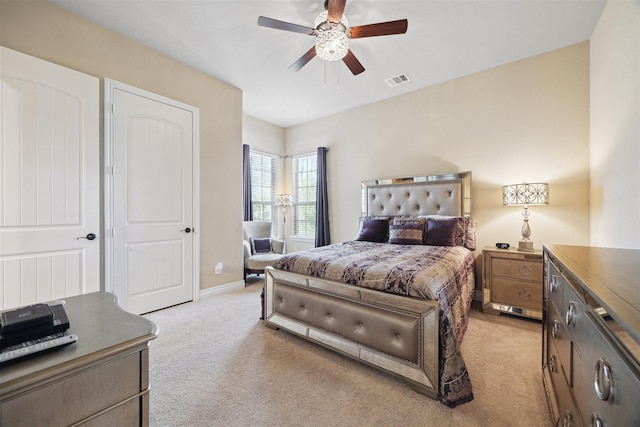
[[50, 0, 606, 128]]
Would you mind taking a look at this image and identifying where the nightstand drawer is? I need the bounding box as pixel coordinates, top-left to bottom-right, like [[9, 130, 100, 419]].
[[491, 277, 542, 310], [492, 258, 542, 281]]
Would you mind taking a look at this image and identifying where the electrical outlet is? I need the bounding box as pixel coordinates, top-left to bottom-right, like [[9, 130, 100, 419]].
[[215, 263, 223, 275]]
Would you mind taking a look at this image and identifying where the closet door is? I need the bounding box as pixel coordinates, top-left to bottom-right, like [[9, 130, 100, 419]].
[[0, 47, 100, 310], [105, 79, 199, 315]]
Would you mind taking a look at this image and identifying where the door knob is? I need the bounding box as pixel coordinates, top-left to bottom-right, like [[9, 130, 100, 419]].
[[77, 233, 97, 240], [181, 227, 192, 233]]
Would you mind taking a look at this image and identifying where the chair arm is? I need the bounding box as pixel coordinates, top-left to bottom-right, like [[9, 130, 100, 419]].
[[243, 240, 252, 258], [271, 238, 285, 254]]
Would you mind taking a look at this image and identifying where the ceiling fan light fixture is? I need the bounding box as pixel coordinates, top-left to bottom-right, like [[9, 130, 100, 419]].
[[316, 30, 349, 61], [314, 11, 349, 61]]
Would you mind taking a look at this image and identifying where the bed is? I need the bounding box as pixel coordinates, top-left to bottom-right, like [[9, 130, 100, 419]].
[[263, 172, 476, 407]]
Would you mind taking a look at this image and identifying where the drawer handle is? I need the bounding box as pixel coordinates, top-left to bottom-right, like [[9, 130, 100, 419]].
[[590, 413, 604, 427], [594, 358, 612, 401], [518, 289, 531, 300], [552, 320, 560, 339], [549, 275, 558, 293], [518, 265, 531, 276], [549, 355, 557, 373], [565, 302, 576, 327], [563, 410, 574, 427]]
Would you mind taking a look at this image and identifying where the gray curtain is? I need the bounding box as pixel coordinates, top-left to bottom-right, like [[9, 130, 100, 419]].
[[315, 147, 330, 247], [242, 144, 253, 221]]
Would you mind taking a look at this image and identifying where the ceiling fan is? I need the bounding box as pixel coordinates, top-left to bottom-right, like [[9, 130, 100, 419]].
[[257, 0, 408, 75]]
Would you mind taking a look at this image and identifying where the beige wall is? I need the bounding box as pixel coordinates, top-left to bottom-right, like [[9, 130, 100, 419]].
[[0, 0, 244, 290], [590, 0, 640, 249], [243, 115, 285, 156], [285, 43, 592, 269]]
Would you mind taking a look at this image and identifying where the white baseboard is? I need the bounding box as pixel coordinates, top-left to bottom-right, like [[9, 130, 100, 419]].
[[199, 280, 246, 299]]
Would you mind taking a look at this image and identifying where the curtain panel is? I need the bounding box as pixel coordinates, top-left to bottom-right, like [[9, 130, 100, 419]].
[[315, 146, 330, 247], [242, 144, 253, 221]]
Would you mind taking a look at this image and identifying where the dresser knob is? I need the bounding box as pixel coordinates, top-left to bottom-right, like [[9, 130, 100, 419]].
[[565, 302, 576, 327], [590, 413, 604, 427], [518, 289, 531, 300], [549, 355, 557, 373], [552, 320, 560, 339], [549, 275, 558, 293], [563, 410, 574, 427], [594, 358, 612, 401], [519, 265, 531, 276]]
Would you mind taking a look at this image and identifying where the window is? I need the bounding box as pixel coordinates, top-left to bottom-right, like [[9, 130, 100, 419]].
[[250, 151, 277, 222], [292, 153, 317, 239]]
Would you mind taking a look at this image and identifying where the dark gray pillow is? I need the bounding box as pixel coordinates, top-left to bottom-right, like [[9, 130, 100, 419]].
[[355, 219, 389, 243], [425, 218, 458, 246], [251, 238, 272, 254]]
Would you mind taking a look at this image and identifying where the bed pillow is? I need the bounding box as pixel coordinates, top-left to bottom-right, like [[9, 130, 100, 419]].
[[393, 217, 427, 242], [463, 217, 477, 251], [389, 223, 424, 245], [355, 218, 389, 243], [419, 215, 477, 250], [425, 217, 458, 247], [251, 237, 272, 254]]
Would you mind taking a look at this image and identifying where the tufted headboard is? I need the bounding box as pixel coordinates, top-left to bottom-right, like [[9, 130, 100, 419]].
[[362, 172, 472, 217]]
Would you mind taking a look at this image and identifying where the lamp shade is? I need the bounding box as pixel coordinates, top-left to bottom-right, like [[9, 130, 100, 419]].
[[274, 194, 292, 207], [503, 183, 549, 206]]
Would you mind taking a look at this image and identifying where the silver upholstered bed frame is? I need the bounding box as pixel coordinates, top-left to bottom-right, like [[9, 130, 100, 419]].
[[264, 172, 472, 399]]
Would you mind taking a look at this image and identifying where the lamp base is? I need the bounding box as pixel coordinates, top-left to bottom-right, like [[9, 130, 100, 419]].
[[518, 240, 535, 252]]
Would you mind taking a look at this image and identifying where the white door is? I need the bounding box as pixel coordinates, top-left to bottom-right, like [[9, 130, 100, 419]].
[[105, 80, 199, 314], [0, 47, 100, 310]]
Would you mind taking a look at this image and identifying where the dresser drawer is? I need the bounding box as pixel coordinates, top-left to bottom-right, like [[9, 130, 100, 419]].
[[571, 311, 640, 426], [546, 258, 564, 312], [492, 258, 542, 281], [546, 336, 583, 427], [491, 277, 542, 310], [547, 301, 571, 386], [2, 352, 142, 426]]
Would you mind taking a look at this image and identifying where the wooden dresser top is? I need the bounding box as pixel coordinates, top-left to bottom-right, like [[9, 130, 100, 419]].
[[1, 292, 158, 392], [544, 244, 640, 345]]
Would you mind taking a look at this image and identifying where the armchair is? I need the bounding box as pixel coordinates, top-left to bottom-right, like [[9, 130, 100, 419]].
[[243, 221, 285, 280]]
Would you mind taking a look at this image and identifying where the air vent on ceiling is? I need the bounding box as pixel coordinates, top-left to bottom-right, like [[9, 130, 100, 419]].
[[385, 73, 410, 88]]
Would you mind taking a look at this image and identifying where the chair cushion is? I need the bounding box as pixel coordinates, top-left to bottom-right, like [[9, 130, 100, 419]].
[[246, 253, 284, 271]]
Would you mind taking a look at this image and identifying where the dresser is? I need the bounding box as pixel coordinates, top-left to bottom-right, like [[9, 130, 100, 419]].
[[543, 245, 640, 427], [482, 246, 543, 319], [0, 292, 158, 426]]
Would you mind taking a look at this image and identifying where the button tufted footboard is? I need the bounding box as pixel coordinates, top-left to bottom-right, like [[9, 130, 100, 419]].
[[264, 267, 440, 399]]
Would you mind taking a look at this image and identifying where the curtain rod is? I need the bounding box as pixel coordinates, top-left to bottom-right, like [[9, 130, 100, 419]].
[[279, 148, 329, 159]]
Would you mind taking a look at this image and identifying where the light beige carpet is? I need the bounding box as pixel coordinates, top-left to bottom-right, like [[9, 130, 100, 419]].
[[145, 278, 552, 426]]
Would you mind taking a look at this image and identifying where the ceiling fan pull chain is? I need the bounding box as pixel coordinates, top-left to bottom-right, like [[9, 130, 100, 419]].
[[324, 61, 327, 85]]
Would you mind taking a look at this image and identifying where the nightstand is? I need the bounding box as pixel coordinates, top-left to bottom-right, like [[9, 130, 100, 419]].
[[482, 246, 543, 320]]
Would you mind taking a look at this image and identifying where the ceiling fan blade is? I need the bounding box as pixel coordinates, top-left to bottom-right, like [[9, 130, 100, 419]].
[[257, 16, 315, 35], [342, 50, 365, 75], [348, 19, 408, 38], [288, 47, 317, 72], [327, 0, 346, 23]]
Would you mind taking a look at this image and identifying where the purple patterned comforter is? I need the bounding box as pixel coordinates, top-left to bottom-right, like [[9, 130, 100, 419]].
[[273, 241, 475, 407]]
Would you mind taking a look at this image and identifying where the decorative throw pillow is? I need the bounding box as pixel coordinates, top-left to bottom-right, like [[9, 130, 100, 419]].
[[464, 217, 477, 251], [393, 216, 427, 242], [355, 218, 389, 243], [389, 223, 424, 245], [251, 237, 272, 254], [425, 217, 458, 246]]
